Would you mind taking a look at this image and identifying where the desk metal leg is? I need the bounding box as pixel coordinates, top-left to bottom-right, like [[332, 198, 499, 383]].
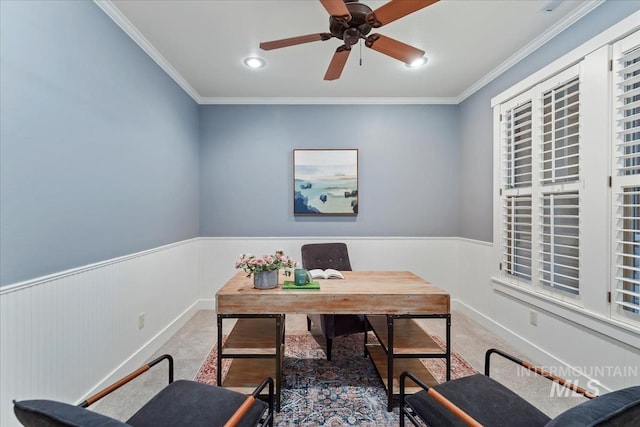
[[386, 315, 394, 412], [216, 314, 284, 412], [370, 313, 451, 412], [216, 315, 223, 387], [446, 314, 451, 381], [275, 314, 283, 412]]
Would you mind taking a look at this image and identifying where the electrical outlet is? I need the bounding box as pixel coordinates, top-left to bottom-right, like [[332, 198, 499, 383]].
[[529, 310, 538, 326], [138, 313, 145, 330]]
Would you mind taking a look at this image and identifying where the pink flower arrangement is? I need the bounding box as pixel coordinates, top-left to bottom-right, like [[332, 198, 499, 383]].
[[235, 250, 297, 277]]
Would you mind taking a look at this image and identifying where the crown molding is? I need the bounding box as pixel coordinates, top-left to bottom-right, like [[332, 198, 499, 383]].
[[198, 97, 460, 105], [94, 0, 202, 104], [96, 0, 603, 106], [491, 7, 640, 107], [456, 0, 604, 103]]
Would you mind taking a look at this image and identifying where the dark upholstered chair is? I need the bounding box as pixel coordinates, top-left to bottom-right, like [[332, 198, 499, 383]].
[[400, 348, 640, 427], [14, 354, 273, 427], [301, 242, 368, 361]]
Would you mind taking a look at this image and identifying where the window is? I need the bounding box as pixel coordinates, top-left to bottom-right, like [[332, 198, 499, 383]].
[[503, 101, 533, 189], [612, 31, 640, 324], [539, 192, 579, 294], [539, 76, 581, 294], [499, 66, 582, 300], [503, 195, 532, 281], [541, 79, 580, 185], [494, 23, 640, 330], [501, 96, 534, 282]]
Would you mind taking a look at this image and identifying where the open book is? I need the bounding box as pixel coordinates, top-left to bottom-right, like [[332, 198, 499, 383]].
[[308, 268, 344, 280]]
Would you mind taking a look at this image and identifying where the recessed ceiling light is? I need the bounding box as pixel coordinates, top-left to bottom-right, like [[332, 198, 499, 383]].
[[540, 0, 562, 13], [405, 56, 428, 68], [243, 57, 265, 69]]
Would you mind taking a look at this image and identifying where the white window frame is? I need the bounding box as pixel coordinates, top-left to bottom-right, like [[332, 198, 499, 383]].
[[536, 66, 582, 304], [500, 92, 535, 286], [491, 11, 640, 337], [611, 29, 640, 327], [497, 65, 583, 306]]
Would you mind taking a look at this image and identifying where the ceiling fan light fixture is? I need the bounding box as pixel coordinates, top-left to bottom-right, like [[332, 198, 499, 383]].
[[243, 57, 266, 69], [259, 0, 439, 80], [406, 56, 428, 68]]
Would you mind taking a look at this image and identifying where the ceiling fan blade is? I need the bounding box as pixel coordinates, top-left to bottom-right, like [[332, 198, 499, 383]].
[[319, 0, 351, 23], [365, 33, 425, 65], [260, 33, 332, 51], [324, 45, 351, 81], [367, 0, 439, 28]]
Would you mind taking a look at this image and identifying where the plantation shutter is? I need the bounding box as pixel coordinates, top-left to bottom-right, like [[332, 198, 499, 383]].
[[503, 102, 533, 188], [503, 196, 532, 280], [612, 31, 640, 323], [540, 192, 580, 293], [538, 70, 581, 294], [541, 78, 580, 185], [500, 95, 534, 283]]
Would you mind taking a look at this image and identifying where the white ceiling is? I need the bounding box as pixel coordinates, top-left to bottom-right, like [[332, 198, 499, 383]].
[[99, 0, 602, 103]]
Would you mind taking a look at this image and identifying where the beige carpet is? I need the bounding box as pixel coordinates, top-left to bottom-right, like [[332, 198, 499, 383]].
[[90, 310, 588, 424]]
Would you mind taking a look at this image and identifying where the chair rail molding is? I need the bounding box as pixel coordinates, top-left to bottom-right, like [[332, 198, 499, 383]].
[[4, 236, 638, 426], [0, 239, 200, 427]]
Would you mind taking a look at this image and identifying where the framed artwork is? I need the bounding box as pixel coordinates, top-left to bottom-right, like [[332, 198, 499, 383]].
[[293, 149, 358, 215]]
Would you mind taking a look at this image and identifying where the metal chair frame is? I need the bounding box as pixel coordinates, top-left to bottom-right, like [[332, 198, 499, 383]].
[[400, 348, 596, 427], [80, 354, 274, 427]]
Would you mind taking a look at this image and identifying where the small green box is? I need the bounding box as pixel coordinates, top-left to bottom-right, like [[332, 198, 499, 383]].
[[282, 280, 320, 290]]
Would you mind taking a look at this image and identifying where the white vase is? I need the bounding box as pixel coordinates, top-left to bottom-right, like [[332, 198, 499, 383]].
[[253, 270, 279, 289]]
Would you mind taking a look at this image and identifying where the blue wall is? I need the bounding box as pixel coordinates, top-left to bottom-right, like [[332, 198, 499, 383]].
[[458, 0, 640, 242], [199, 104, 460, 237], [0, 1, 200, 286], [3, 0, 638, 286]]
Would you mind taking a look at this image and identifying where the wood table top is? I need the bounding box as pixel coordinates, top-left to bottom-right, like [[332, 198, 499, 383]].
[[216, 271, 450, 315]]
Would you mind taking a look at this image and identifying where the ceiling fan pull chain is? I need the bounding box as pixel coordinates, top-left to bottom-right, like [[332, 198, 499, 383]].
[[259, 0, 439, 80]]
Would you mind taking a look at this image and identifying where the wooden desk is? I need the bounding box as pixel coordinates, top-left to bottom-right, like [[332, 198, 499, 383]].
[[217, 271, 450, 314], [216, 271, 451, 411]]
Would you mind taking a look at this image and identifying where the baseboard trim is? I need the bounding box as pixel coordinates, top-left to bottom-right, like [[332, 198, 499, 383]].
[[79, 300, 202, 402], [196, 298, 216, 311], [452, 299, 610, 392]]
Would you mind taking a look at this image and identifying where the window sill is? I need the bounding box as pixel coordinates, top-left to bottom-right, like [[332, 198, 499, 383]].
[[491, 277, 640, 349]]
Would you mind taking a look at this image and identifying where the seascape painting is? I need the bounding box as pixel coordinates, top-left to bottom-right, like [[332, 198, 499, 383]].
[[293, 149, 358, 215]]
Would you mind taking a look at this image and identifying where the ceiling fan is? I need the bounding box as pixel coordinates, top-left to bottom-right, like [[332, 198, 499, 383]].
[[259, 0, 439, 81]]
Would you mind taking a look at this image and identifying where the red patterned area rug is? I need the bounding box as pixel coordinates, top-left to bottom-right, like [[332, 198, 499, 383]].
[[195, 333, 476, 427]]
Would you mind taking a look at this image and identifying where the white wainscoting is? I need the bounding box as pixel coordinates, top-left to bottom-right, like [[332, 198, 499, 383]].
[[4, 237, 638, 426], [0, 239, 200, 427], [197, 237, 461, 305], [1, 236, 459, 426], [455, 238, 640, 392]]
